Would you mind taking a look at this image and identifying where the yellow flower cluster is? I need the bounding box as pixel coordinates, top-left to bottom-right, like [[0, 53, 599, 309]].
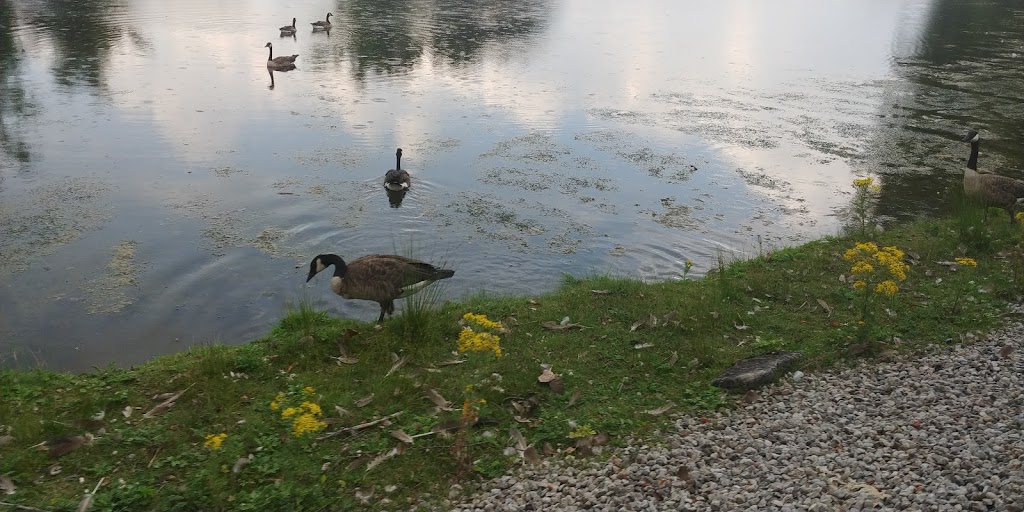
[[852, 177, 882, 192], [462, 312, 504, 331], [203, 433, 227, 450], [458, 312, 504, 358], [955, 257, 978, 267], [272, 388, 328, 437], [270, 392, 285, 411], [282, 401, 327, 437], [458, 328, 502, 358], [843, 242, 909, 296]]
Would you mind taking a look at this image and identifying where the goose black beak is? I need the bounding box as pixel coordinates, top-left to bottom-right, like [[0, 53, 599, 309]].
[[306, 272, 316, 282]]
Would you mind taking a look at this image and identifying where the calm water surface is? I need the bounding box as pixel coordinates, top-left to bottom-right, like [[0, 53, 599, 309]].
[[1, 0, 1022, 370]]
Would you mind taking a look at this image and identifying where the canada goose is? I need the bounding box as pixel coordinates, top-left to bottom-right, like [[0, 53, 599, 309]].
[[961, 130, 1024, 222], [311, 12, 333, 29], [279, 18, 296, 34], [306, 253, 455, 322], [264, 42, 298, 70], [384, 148, 411, 191]]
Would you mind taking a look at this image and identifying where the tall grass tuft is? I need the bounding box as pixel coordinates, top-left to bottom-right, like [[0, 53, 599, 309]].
[[280, 294, 328, 339], [389, 238, 455, 345]]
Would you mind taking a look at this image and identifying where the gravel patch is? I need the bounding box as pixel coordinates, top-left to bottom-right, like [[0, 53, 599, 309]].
[[448, 307, 1024, 512]]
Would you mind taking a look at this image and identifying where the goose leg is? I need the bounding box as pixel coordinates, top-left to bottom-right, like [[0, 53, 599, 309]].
[[377, 300, 396, 322]]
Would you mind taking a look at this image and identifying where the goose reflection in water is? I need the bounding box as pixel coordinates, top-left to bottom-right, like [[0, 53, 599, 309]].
[[385, 188, 407, 208], [267, 67, 296, 90]]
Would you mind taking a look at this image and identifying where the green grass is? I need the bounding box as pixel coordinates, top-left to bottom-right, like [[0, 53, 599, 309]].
[[2, 213, 1024, 511]]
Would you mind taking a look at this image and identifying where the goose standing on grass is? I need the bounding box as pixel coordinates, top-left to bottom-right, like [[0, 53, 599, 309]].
[[384, 148, 411, 191], [961, 130, 1024, 222], [279, 18, 297, 35], [264, 42, 298, 70], [311, 13, 333, 29], [306, 253, 454, 323]]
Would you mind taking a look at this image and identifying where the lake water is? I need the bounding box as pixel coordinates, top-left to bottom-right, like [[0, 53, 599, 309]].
[[1, 0, 1022, 371]]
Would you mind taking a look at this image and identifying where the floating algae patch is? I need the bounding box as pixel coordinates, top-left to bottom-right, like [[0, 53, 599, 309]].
[[442, 193, 592, 253], [641, 197, 703, 230], [212, 166, 245, 178], [83, 240, 140, 314], [295, 147, 369, 170], [575, 130, 698, 183], [481, 132, 573, 164], [410, 137, 461, 156], [255, 228, 286, 257], [480, 167, 616, 195], [0, 177, 111, 277]]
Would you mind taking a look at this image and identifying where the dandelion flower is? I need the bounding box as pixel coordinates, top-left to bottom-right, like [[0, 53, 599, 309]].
[[203, 433, 228, 450], [955, 257, 977, 267]]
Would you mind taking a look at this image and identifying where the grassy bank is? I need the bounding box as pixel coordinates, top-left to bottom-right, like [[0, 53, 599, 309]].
[[2, 204, 1024, 511]]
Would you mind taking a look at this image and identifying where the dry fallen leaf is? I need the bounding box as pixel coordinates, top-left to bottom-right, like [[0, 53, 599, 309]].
[[567, 389, 582, 407], [435, 359, 467, 367], [547, 378, 565, 394], [41, 434, 94, 458], [509, 428, 528, 452], [523, 446, 540, 464], [48, 464, 62, 476], [384, 355, 408, 379], [121, 406, 133, 419], [592, 432, 610, 446], [630, 314, 658, 332], [733, 321, 750, 331], [541, 321, 586, 331], [817, 298, 833, 317], [667, 351, 679, 367], [232, 454, 253, 474], [424, 388, 453, 411], [1, 475, 15, 495], [334, 405, 351, 417], [335, 356, 359, 365], [390, 430, 414, 444], [645, 402, 675, 416], [537, 367, 557, 383], [0, 435, 14, 447], [590, 289, 611, 295], [144, 386, 192, 418], [366, 447, 401, 472], [355, 394, 374, 408]]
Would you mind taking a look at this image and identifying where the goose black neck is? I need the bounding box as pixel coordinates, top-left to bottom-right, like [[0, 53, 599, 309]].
[[396, 153, 401, 171], [324, 254, 347, 276], [967, 141, 979, 170], [267, 46, 273, 60]]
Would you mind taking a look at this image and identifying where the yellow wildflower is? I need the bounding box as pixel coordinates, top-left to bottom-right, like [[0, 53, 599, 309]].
[[203, 433, 227, 450], [462, 312, 504, 331], [303, 386, 316, 395], [300, 401, 322, 416], [955, 257, 977, 267], [270, 392, 285, 411], [457, 327, 502, 358], [875, 280, 899, 297], [1016, 212, 1024, 223], [291, 413, 327, 437], [281, 407, 298, 419], [853, 280, 866, 291], [853, 177, 874, 187], [851, 261, 874, 274]]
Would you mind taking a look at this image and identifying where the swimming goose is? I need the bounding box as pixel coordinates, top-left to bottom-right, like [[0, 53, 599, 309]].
[[384, 148, 411, 191], [264, 42, 298, 70], [961, 130, 1024, 222], [279, 18, 296, 34], [306, 253, 455, 323], [311, 13, 333, 29]]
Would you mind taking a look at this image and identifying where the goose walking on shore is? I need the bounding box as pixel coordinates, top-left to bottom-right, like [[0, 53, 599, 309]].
[[960, 130, 1024, 222], [306, 253, 454, 323]]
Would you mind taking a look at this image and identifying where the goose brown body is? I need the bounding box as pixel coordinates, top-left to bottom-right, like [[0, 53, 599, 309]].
[[961, 131, 1024, 222], [384, 148, 411, 191], [306, 253, 454, 322], [312, 12, 333, 28], [265, 42, 298, 69], [279, 18, 296, 33]]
